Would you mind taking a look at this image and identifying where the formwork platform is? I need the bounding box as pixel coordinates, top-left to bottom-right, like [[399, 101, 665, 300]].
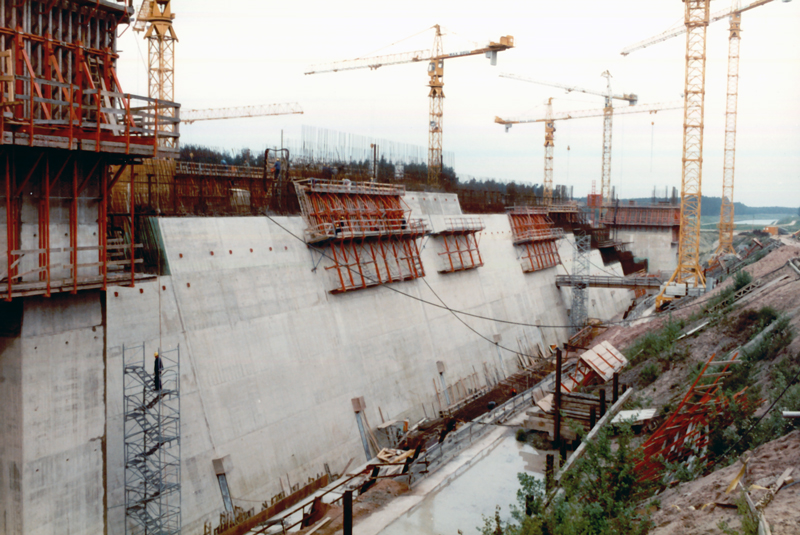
[[602, 203, 681, 228], [0, 0, 179, 158], [432, 216, 484, 273], [295, 179, 430, 293], [507, 206, 563, 273]]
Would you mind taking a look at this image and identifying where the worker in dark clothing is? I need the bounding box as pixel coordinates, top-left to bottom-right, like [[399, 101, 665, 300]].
[[438, 417, 458, 444], [274, 159, 281, 181], [153, 350, 163, 391]]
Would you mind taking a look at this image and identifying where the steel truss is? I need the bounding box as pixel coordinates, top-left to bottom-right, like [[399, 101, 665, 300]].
[[570, 234, 590, 334], [508, 206, 562, 273], [0, 0, 179, 157], [716, 12, 741, 257], [123, 343, 181, 535], [2, 147, 146, 300], [434, 216, 484, 273], [658, 0, 711, 309]]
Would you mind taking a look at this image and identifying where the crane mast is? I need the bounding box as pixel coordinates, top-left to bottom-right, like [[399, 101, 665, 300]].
[[305, 26, 513, 189], [543, 99, 555, 203], [499, 72, 636, 205], [135, 0, 178, 150], [716, 11, 742, 256], [428, 26, 445, 187], [656, 0, 711, 309], [600, 71, 614, 206]]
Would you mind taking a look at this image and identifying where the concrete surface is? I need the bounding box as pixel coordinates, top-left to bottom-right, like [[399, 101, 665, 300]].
[[0, 292, 106, 535]]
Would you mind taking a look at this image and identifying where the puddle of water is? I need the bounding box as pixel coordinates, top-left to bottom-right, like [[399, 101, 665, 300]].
[[378, 434, 542, 535]]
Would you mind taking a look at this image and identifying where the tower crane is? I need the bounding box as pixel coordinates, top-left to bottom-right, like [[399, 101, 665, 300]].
[[623, 0, 792, 263], [134, 0, 177, 150], [305, 25, 514, 188], [181, 103, 304, 124], [622, 0, 792, 309], [495, 100, 683, 204], [499, 72, 638, 206]]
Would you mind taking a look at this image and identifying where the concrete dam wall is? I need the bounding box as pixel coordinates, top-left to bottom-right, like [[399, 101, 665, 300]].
[[2, 194, 634, 534]]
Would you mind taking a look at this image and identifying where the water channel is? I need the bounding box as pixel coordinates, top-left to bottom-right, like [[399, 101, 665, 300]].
[[378, 431, 544, 535]]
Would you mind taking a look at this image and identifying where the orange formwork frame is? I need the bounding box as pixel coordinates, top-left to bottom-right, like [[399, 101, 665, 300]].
[[2, 148, 143, 300], [507, 207, 563, 273], [435, 216, 484, 274], [295, 179, 430, 294]]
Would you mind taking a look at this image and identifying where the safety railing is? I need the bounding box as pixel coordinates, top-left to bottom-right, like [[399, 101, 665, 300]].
[[440, 216, 485, 234], [5, 76, 179, 156], [295, 178, 405, 196], [305, 217, 430, 242], [512, 226, 564, 245]]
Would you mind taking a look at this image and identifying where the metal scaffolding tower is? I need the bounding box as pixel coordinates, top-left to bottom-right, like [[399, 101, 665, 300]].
[[571, 234, 591, 334], [124, 344, 181, 535]]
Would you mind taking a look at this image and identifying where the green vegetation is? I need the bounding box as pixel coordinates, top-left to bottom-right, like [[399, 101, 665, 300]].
[[639, 362, 660, 387], [480, 424, 652, 535], [717, 494, 758, 535], [625, 317, 685, 367]]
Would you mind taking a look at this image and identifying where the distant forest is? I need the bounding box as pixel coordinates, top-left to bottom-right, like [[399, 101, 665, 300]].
[[179, 144, 797, 214]]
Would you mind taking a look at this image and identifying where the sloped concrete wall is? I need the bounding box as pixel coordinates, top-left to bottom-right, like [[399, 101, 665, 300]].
[[104, 200, 633, 533], [617, 227, 678, 275]]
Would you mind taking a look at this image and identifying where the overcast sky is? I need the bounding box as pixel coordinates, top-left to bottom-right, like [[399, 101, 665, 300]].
[[116, 1, 800, 208]]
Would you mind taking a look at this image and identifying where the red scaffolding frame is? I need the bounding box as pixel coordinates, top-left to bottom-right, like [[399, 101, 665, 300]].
[[2, 148, 146, 300], [508, 207, 563, 273], [601, 204, 681, 228], [0, 0, 179, 157], [295, 179, 430, 293], [434, 216, 484, 273], [635, 351, 757, 482]]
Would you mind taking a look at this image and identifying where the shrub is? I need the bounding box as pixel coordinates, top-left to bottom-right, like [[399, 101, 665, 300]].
[[481, 424, 653, 535], [732, 270, 753, 292], [516, 428, 527, 442], [639, 362, 660, 387], [742, 316, 793, 363]]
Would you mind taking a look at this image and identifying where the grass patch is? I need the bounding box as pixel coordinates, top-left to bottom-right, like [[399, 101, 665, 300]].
[[721, 306, 780, 344], [639, 362, 660, 387], [625, 316, 685, 366], [741, 316, 793, 363]]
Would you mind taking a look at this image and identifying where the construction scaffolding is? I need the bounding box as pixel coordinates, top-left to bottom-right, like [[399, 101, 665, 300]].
[[1, 0, 178, 300], [110, 160, 271, 216], [0, 1, 179, 157], [507, 207, 563, 273], [123, 344, 181, 535], [432, 217, 485, 273], [294, 179, 430, 293], [601, 202, 681, 228], [570, 234, 590, 334]]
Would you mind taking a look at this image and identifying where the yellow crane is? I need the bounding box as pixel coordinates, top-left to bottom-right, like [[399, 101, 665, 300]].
[[305, 25, 514, 188], [623, 0, 792, 308], [498, 72, 638, 205], [134, 0, 177, 149], [181, 103, 304, 124], [495, 100, 682, 204]]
